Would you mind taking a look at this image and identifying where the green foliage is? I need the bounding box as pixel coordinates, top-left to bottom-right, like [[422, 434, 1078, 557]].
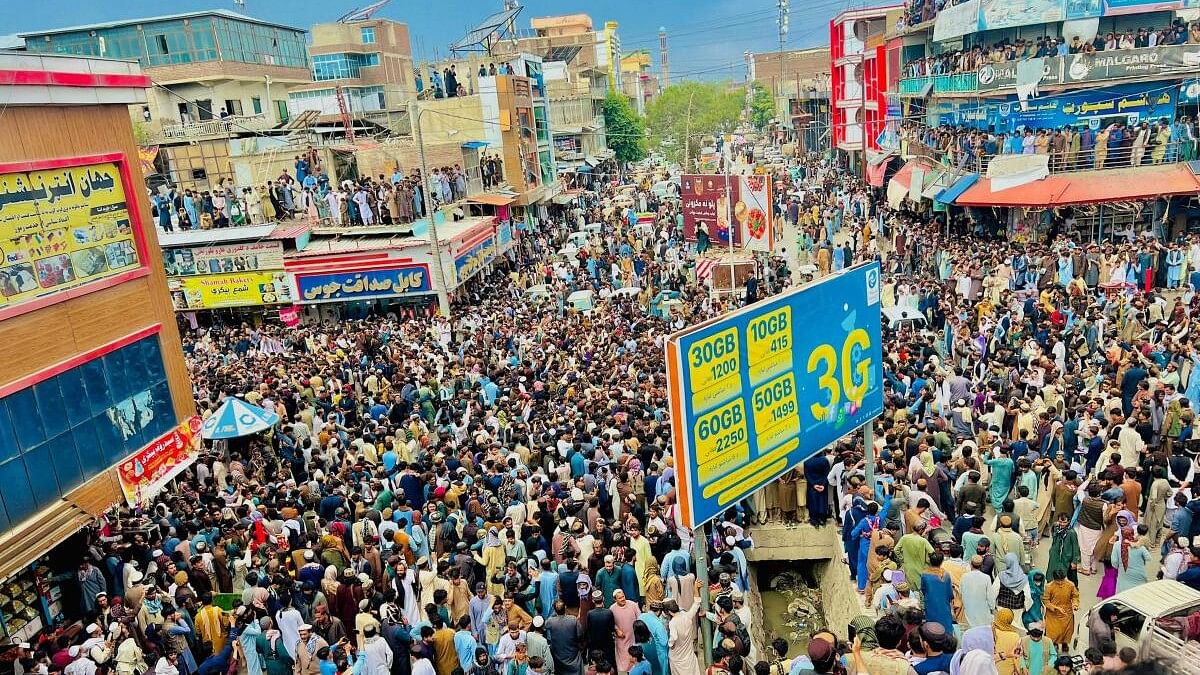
[[602, 92, 648, 164], [644, 81, 743, 168], [749, 81, 775, 131]]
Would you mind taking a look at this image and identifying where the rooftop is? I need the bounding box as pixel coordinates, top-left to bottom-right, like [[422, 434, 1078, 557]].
[[18, 9, 306, 38]]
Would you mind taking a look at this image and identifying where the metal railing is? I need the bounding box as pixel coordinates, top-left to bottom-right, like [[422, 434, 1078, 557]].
[[161, 114, 272, 140], [898, 73, 979, 95], [904, 136, 1200, 175]]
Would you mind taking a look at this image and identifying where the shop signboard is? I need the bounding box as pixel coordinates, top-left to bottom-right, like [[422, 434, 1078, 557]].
[[978, 44, 1200, 91], [1181, 79, 1200, 103], [1065, 0, 1103, 17], [1103, 0, 1197, 14], [454, 236, 496, 285], [162, 241, 285, 276], [0, 157, 143, 316], [296, 265, 432, 303], [665, 263, 884, 529], [168, 271, 293, 310], [978, 0, 1063, 30], [117, 415, 202, 507], [497, 220, 514, 253], [988, 85, 1176, 132]]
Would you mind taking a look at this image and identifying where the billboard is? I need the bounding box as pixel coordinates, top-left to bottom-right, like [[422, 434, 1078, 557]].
[[977, 44, 1200, 91], [296, 265, 432, 303], [680, 174, 773, 251], [979, 0, 1064, 30], [0, 158, 142, 315], [117, 415, 202, 507], [665, 263, 884, 529], [162, 241, 285, 276], [168, 271, 293, 310]]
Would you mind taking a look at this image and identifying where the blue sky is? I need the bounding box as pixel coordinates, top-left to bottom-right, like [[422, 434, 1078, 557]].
[[0, 0, 845, 81]]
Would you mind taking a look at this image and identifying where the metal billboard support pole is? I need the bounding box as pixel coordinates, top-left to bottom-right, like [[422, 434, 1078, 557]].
[[863, 418, 876, 498], [692, 523, 713, 666]]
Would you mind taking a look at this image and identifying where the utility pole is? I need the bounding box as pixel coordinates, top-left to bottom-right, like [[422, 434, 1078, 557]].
[[408, 100, 452, 316]]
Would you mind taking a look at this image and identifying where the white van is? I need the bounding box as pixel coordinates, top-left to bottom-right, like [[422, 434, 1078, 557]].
[[881, 307, 929, 333], [1091, 580, 1200, 674]]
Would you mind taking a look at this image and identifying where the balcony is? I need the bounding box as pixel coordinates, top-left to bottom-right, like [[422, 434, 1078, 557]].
[[902, 134, 1198, 177], [897, 73, 978, 97], [159, 114, 274, 142]]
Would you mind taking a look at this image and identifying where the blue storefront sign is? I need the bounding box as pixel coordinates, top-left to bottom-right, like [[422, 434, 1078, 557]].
[[497, 221, 513, 252], [948, 82, 1177, 132], [454, 236, 496, 285], [297, 266, 431, 303], [1181, 79, 1200, 103]]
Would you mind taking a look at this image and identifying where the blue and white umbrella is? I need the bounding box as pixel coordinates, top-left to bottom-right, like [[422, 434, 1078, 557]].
[[201, 397, 280, 440]]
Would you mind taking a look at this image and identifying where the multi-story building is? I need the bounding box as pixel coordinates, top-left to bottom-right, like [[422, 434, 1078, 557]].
[[885, 0, 1200, 238], [604, 21, 623, 94], [19, 10, 313, 191], [620, 50, 659, 115], [830, 5, 903, 171], [751, 48, 832, 151], [0, 51, 195, 636], [287, 18, 415, 132]]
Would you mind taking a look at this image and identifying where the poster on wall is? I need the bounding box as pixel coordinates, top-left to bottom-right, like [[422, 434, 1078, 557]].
[[117, 416, 202, 507], [933, 0, 981, 41], [168, 271, 293, 310], [162, 241, 285, 276], [0, 159, 142, 313], [681, 174, 741, 245], [737, 175, 773, 253], [979, 0, 1064, 30]]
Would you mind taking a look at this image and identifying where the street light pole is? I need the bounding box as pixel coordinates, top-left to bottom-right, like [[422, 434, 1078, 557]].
[[409, 100, 452, 316]]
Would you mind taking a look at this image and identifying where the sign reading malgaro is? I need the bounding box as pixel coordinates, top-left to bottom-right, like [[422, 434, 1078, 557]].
[[978, 43, 1200, 91]]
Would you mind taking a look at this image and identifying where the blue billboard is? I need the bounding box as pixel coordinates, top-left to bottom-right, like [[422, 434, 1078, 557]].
[[296, 266, 431, 303], [665, 263, 885, 529], [943, 82, 1177, 132]]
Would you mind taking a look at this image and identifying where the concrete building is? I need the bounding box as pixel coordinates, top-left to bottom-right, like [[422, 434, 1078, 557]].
[[0, 52, 195, 622], [288, 18, 415, 132], [604, 21, 623, 94], [830, 6, 902, 169], [19, 10, 313, 191], [751, 48, 832, 151], [620, 50, 658, 115]]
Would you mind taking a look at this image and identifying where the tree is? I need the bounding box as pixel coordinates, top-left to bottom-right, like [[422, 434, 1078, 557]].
[[602, 92, 648, 164], [644, 81, 743, 168], [749, 81, 775, 131]]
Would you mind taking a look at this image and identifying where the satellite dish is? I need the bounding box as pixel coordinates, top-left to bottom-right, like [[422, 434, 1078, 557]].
[[338, 0, 391, 22]]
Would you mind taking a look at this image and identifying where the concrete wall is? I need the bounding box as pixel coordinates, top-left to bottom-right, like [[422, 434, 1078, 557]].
[[745, 522, 843, 561]]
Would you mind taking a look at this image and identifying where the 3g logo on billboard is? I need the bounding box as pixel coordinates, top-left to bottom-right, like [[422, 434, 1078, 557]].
[[805, 328, 873, 421]]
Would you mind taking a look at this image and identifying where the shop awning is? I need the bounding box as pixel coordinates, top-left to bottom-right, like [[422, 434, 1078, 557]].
[[935, 172, 979, 205], [954, 164, 1200, 207], [921, 170, 950, 200], [467, 193, 517, 206], [461, 141, 490, 149], [889, 159, 935, 192], [552, 193, 578, 205], [866, 161, 888, 187]]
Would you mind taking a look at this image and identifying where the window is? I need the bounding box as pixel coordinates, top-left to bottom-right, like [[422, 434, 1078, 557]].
[[224, 99, 243, 116], [312, 52, 380, 80], [154, 34, 170, 54], [196, 99, 214, 121], [191, 168, 208, 180], [0, 335, 173, 525], [361, 27, 376, 44], [251, 97, 262, 115], [275, 100, 289, 123]]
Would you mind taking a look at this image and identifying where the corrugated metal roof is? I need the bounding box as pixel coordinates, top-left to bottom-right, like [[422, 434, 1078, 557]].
[[19, 10, 305, 38]]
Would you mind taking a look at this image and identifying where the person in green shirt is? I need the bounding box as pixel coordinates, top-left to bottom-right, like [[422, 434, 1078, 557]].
[[895, 521, 935, 590]]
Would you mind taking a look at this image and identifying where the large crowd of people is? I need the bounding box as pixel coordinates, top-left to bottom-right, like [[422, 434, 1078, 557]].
[[20, 134, 1200, 675]]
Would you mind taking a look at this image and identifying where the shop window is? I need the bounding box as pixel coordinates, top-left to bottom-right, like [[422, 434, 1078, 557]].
[[33, 379, 68, 439], [0, 405, 17, 464], [7, 389, 45, 451]]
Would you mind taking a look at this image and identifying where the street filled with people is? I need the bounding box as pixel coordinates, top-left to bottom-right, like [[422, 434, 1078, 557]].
[[25, 138, 1200, 675]]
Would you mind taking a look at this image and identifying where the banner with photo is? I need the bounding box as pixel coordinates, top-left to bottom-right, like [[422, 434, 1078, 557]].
[[737, 175, 773, 253], [979, 0, 1064, 30], [117, 415, 202, 507], [978, 43, 1200, 90], [162, 241, 284, 276], [933, 0, 981, 42], [681, 174, 742, 245], [168, 270, 293, 310], [0, 160, 142, 313]]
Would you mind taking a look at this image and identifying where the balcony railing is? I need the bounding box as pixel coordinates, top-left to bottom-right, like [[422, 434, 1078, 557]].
[[904, 136, 1198, 176], [897, 73, 979, 96], [161, 114, 272, 140]]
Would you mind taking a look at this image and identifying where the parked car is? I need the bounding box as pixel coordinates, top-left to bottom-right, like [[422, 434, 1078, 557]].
[[1090, 580, 1200, 674]]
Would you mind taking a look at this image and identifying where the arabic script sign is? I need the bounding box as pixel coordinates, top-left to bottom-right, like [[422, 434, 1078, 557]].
[[296, 266, 432, 302], [0, 159, 142, 312], [454, 237, 496, 285], [168, 271, 293, 310]]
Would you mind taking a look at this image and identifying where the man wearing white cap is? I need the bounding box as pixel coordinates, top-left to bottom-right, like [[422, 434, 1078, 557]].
[[63, 646, 96, 675]]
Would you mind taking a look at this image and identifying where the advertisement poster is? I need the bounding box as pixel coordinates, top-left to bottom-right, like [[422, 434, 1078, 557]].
[[979, 0, 1064, 30], [296, 266, 432, 303], [737, 175, 773, 253], [665, 263, 883, 528], [168, 271, 293, 310], [681, 174, 741, 245], [0, 160, 141, 312], [933, 0, 981, 41], [279, 306, 301, 326], [979, 44, 1200, 90], [1065, 0, 1103, 18], [454, 236, 496, 285], [118, 415, 202, 507], [163, 241, 284, 276], [1103, 0, 1191, 14]]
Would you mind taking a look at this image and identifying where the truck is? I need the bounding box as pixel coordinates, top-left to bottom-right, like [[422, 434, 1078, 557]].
[[1089, 580, 1200, 673]]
